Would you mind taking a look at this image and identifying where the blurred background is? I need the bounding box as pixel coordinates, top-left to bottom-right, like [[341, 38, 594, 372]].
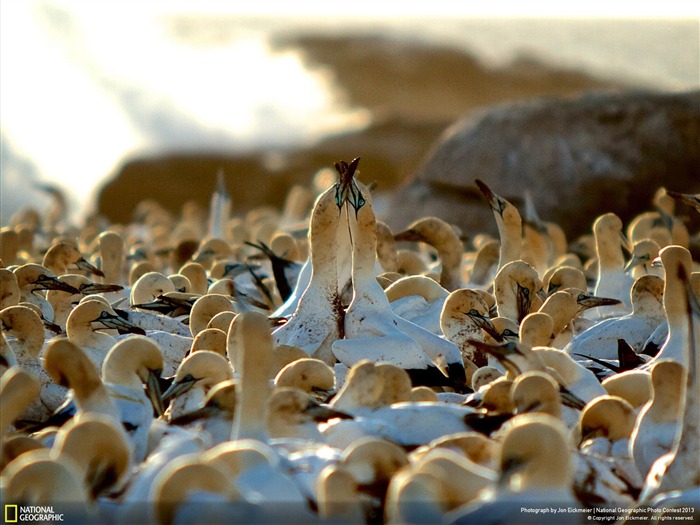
[[1, 0, 698, 228]]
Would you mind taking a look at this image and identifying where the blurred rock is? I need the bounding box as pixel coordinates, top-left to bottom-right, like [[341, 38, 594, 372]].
[[97, 34, 619, 224], [387, 91, 700, 239]]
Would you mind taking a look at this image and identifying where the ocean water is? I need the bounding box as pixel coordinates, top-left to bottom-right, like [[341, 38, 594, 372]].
[[1, 1, 698, 222]]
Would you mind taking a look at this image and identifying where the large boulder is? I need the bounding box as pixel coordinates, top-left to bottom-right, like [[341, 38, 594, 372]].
[[386, 91, 700, 239]]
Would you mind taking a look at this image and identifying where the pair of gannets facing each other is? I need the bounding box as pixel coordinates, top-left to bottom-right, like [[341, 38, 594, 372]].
[[45, 273, 124, 330], [330, 177, 467, 392]]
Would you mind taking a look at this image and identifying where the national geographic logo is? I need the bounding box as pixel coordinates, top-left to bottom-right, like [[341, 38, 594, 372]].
[[4, 505, 64, 522]]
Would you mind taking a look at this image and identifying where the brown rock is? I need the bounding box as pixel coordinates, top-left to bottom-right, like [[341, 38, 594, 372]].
[[387, 91, 700, 239]]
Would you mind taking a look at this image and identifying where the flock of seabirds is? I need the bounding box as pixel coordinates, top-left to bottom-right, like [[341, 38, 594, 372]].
[[0, 156, 699, 525]]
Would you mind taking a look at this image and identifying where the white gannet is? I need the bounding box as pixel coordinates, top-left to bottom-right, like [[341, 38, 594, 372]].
[[629, 360, 684, 480], [188, 293, 235, 337], [386, 275, 449, 335], [493, 260, 543, 325], [648, 245, 693, 365], [162, 350, 232, 420], [14, 263, 81, 321], [272, 184, 343, 364], [0, 267, 21, 309], [46, 273, 124, 330], [565, 274, 665, 360], [50, 413, 131, 499], [440, 288, 498, 368], [394, 216, 464, 291], [592, 213, 634, 316], [66, 299, 145, 370], [475, 179, 522, 273], [231, 311, 273, 441], [43, 240, 104, 278], [445, 414, 579, 525], [1, 449, 92, 521], [1, 305, 63, 417], [274, 357, 336, 402], [640, 266, 700, 501], [1, 366, 40, 436], [101, 335, 164, 462], [168, 379, 236, 445]]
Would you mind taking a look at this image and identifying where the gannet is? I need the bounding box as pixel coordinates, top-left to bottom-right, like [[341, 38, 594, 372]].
[[1, 305, 63, 416], [445, 415, 578, 525], [640, 266, 700, 501], [440, 288, 498, 368], [648, 245, 693, 365], [45, 273, 123, 330], [274, 357, 336, 402], [231, 311, 273, 441], [101, 335, 164, 462], [203, 439, 311, 520], [43, 240, 104, 278], [66, 299, 144, 370], [592, 213, 634, 316], [493, 260, 543, 324], [168, 379, 236, 445], [394, 216, 464, 291], [565, 275, 665, 360], [1, 367, 40, 436], [475, 179, 522, 272], [162, 350, 231, 420], [1, 449, 91, 519], [178, 262, 208, 295], [0, 268, 21, 309], [272, 185, 343, 364], [14, 263, 80, 321], [386, 275, 449, 335], [51, 413, 131, 499], [629, 360, 684, 480]]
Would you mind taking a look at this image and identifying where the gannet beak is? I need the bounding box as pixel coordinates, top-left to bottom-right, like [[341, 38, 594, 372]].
[[576, 293, 621, 311], [467, 339, 523, 376], [161, 376, 197, 403], [624, 254, 646, 272], [146, 369, 165, 417], [334, 157, 365, 217], [497, 456, 524, 488], [305, 401, 354, 423], [33, 275, 81, 294], [467, 311, 501, 341], [393, 229, 427, 243], [42, 317, 63, 334], [559, 385, 587, 410], [619, 232, 633, 253], [475, 179, 506, 216], [75, 257, 105, 277], [651, 256, 663, 268], [92, 312, 146, 335], [79, 282, 124, 295]]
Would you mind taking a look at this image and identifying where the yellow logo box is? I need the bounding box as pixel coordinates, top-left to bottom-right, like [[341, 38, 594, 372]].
[[5, 504, 18, 523]]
